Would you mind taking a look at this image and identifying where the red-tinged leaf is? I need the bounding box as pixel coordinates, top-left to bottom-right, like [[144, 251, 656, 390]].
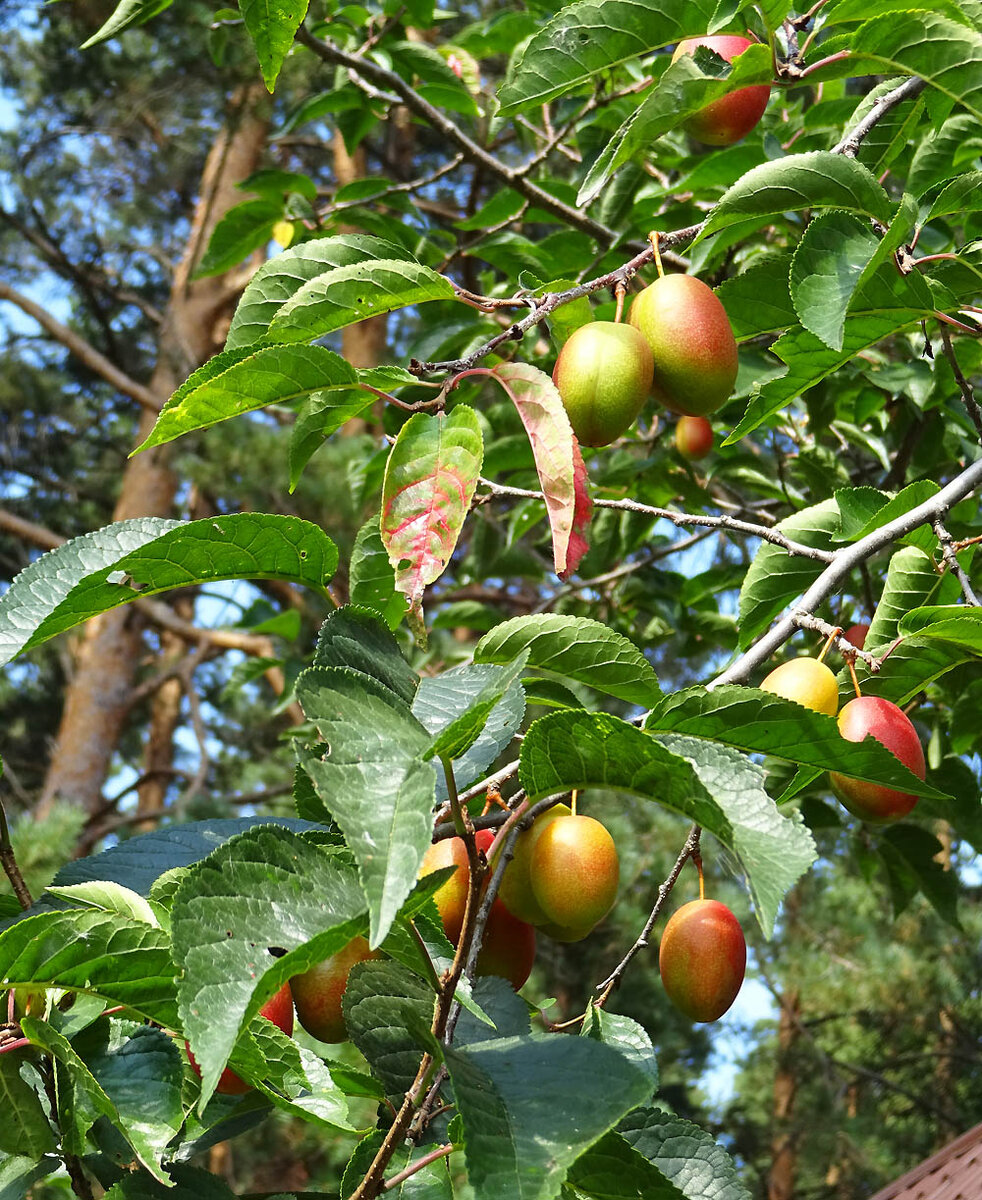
[[492, 362, 593, 578], [380, 406, 483, 640]]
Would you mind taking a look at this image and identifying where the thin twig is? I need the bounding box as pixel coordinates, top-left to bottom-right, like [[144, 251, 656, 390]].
[[0, 799, 32, 910], [594, 825, 701, 1008], [789, 611, 887, 671], [939, 325, 982, 440], [384, 1143, 453, 1190], [933, 519, 981, 606]]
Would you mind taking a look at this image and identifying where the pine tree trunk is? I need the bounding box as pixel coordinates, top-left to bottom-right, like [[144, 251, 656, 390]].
[[38, 83, 270, 819], [768, 884, 803, 1200]]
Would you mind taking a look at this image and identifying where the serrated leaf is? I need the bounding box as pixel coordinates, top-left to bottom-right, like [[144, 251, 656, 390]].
[[0, 514, 337, 667], [566, 1131, 688, 1200], [0, 1053, 56, 1159], [927, 170, 982, 220], [835, 480, 939, 552], [313, 606, 419, 705], [226, 234, 416, 350], [425, 655, 528, 764], [716, 253, 795, 341], [519, 713, 815, 935], [381, 407, 483, 635], [577, 45, 773, 206], [343, 959, 434, 1106], [581, 1005, 658, 1089], [474, 614, 660, 707], [240, 0, 309, 91], [696, 152, 891, 246], [737, 499, 839, 648], [349, 517, 409, 630], [44, 881, 159, 926], [0, 910, 176, 1023], [847, 11, 982, 126], [497, 0, 719, 114], [23, 1019, 183, 1181], [296, 667, 436, 946], [619, 1107, 752, 1200], [265, 259, 454, 344], [194, 197, 283, 277], [647, 686, 946, 799], [80, 0, 172, 48], [136, 345, 357, 452], [790, 212, 879, 351], [170, 825, 367, 1104], [445, 1032, 651, 1200], [490, 363, 592, 579], [900, 604, 982, 651], [413, 664, 526, 801]]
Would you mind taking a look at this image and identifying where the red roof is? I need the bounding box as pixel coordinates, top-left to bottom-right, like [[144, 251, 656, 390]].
[[870, 1123, 982, 1200]]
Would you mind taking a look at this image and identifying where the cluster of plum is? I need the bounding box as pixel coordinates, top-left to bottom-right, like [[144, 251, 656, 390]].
[[552, 33, 771, 463], [761, 637, 927, 822]]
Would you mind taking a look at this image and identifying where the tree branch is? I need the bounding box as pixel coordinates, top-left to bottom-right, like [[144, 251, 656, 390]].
[[0, 281, 158, 411], [709, 456, 982, 687], [831, 76, 926, 158], [939, 325, 982, 440], [933, 518, 981, 606]]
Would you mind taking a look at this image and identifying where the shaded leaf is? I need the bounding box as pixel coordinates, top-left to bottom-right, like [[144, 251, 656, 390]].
[[619, 1107, 752, 1200], [240, 0, 309, 91], [194, 197, 283, 277], [0, 514, 337, 667], [349, 517, 410, 631], [313, 605, 419, 705]]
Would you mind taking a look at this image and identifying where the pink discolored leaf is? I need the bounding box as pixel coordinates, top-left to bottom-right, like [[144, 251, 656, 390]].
[[492, 362, 593, 579], [380, 405, 483, 639]]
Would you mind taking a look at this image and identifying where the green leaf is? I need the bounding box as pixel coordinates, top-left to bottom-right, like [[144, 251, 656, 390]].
[[413, 664, 526, 801], [0, 514, 338, 667], [900, 604, 982, 652], [226, 234, 416, 350], [22, 1019, 183, 1181], [0, 1151, 59, 1199], [475, 614, 660, 707], [288, 389, 377, 491], [343, 959, 434, 1106], [0, 909, 176, 1024], [45, 816, 318, 899], [878, 824, 961, 927], [170, 825, 367, 1104], [497, 0, 719, 114], [790, 212, 879, 351], [716, 253, 795, 341], [297, 667, 436, 946], [381, 407, 484, 636], [619, 1107, 752, 1200], [927, 170, 982, 220], [240, 0, 310, 91], [102, 1165, 238, 1200], [0, 1052, 56, 1159], [136, 345, 357, 452], [265, 259, 454, 345], [44, 881, 159, 926], [695, 152, 891, 246], [581, 1005, 658, 1089], [577, 45, 773, 206], [194, 197, 283, 277], [647, 686, 947, 799], [519, 713, 816, 935], [79, 0, 172, 48], [737, 499, 839, 649], [445, 1031, 650, 1200], [847, 11, 982, 126], [313, 605, 419, 705], [425, 655, 528, 764], [566, 1131, 688, 1200], [349, 517, 409, 630]]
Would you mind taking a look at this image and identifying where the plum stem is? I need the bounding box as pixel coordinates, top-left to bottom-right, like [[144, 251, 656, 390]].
[[648, 231, 665, 278], [816, 628, 840, 664], [846, 658, 863, 699]]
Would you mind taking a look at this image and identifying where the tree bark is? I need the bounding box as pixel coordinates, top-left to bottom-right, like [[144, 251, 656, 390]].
[[768, 884, 803, 1200], [38, 82, 271, 819]]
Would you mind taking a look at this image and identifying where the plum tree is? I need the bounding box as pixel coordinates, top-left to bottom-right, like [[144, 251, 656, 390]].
[[552, 321, 653, 446], [659, 899, 746, 1022], [829, 696, 926, 822], [672, 34, 771, 145], [760, 657, 839, 716], [530, 814, 619, 934], [187, 982, 295, 1095], [290, 937, 380, 1043], [675, 415, 713, 460], [628, 275, 738, 416]]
